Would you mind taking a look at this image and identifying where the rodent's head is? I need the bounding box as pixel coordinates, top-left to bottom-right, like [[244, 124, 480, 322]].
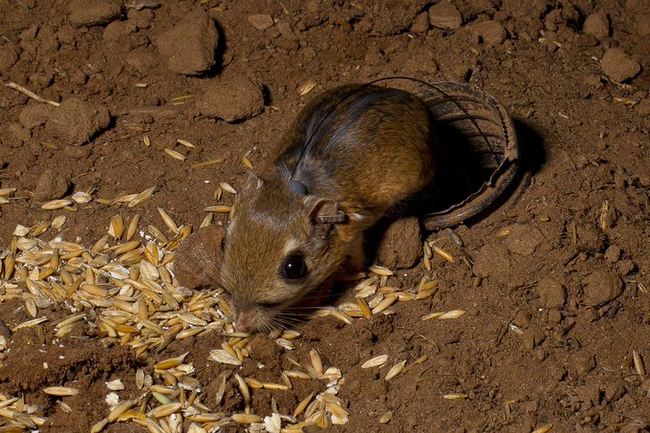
[[219, 174, 348, 333]]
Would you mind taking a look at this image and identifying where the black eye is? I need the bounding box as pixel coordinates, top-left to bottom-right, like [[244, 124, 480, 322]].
[[281, 254, 307, 280]]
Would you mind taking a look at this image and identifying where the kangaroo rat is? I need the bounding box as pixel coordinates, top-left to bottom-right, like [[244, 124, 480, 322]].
[[219, 84, 436, 332]]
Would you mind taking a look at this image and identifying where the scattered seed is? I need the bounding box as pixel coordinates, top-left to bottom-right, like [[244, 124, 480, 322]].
[[439, 310, 466, 320], [219, 182, 237, 194], [204, 205, 231, 213], [72, 191, 92, 204], [385, 360, 406, 381], [361, 354, 388, 369], [242, 156, 253, 169], [149, 402, 182, 418], [128, 187, 156, 207], [633, 350, 646, 377], [231, 413, 263, 424], [164, 148, 186, 161], [368, 265, 393, 276], [379, 411, 393, 424], [43, 387, 79, 396], [443, 393, 468, 400], [177, 139, 196, 148], [0, 187, 17, 197], [42, 200, 72, 210], [532, 424, 553, 433], [297, 80, 317, 96], [157, 208, 179, 234], [192, 158, 224, 169], [421, 312, 444, 321], [433, 246, 455, 263], [51, 215, 67, 230]]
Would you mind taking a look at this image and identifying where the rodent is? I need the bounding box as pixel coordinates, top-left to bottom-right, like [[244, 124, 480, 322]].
[[219, 84, 436, 333]]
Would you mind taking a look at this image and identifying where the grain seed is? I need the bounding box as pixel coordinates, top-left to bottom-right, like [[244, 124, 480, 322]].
[[443, 393, 468, 400], [192, 158, 224, 169], [72, 191, 92, 204], [361, 354, 388, 369], [532, 425, 553, 433], [310, 349, 323, 376], [633, 350, 646, 377], [219, 182, 237, 194], [297, 80, 317, 96], [368, 265, 393, 276], [379, 411, 393, 424], [209, 349, 241, 366], [231, 413, 263, 424], [204, 205, 231, 213], [108, 214, 124, 239], [421, 312, 444, 321], [242, 156, 253, 169], [385, 360, 406, 381], [42, 200, 72, 210], [43, 387, 79, 396], [433, 246, 455, 263], [0, 187, 17, 197], [90, 418, 109, 433], [177, 139, 196, 148], [164, 148, 186, 161], [128, 187, 156, 208], [234, 373, 251, 413], [51, 215, 67, 230], [149, 402, 182, 418], [439, 310, 465, 320], [157, 208, 179, 234], [155, 352, 188, 370]]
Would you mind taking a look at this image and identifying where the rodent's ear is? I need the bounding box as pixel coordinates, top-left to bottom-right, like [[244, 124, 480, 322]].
[[304, 196, 346, 224]]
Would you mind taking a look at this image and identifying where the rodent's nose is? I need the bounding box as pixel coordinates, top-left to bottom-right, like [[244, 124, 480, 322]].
[[234, 310, 256, 333]]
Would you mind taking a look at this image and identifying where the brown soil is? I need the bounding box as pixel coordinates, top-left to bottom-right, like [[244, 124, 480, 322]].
[[1, 0, 650, 432]]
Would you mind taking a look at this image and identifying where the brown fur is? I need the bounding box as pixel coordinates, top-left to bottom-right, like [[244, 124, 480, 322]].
[[219, 84, 435, 332]]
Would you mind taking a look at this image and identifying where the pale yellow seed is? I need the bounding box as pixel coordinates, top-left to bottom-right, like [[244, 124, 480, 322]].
[[42, 199, 72, 210], [149, 402, 182, 418], [108, 400, 134, 422], [204, 205, 231, 213], [0, 197, 9, 205], [633, 350, 646, 377], [310, 349, 323, 376], [108, 214, 124, 239], [157, 208, 179, 234], [385, 360, 406, 381], [13, 316, 48, 332], [154, 352, 188, 370], [244, 378, 263, 389], [379, 411, 393, 424], [439, 310, 466, 320], [421, 312, 444, 321], [128, 186, 156, 208], [443, 393, 468, 400], [433, 245, 455, 263], [368, 265, 393, 276], [242, 155, 253, 169], [177, 139, 196, 148], [164, 148, 186, 161], [361, 354, 388, 369], [25, 298, 37, 318], [532, 424, 553, 433], [297, 80, 317, 96], [0, 187, 17, 197], [293, 391, 315, 418], [231, 413, 263, 424], [143, 135, 151, 147], [126, 214, 140, 241], [219, 182, 237, 194], [43, 386, 79, 396], [192, 158, 224, 169], [51, 215, 67, 230], [371, 294, 398, 315], [90, 418, 109, 433]]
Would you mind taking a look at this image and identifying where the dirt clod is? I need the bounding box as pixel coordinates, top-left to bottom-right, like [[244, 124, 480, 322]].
[[196, 75, 264, 122], [428, 0, 463, 30], [466, 20, 507, 46], [600, 48, 642, 82], [156, 9, 219, 75], [376, 216, 422, 269], [248, 14, 274, 31], [45, 97, 110, 146], [68, 0, 122, 27], [582, 270, 624, 307], [34, 168, 71, 201], [537, 277, 567, 309], [583, 11, 610, 40]]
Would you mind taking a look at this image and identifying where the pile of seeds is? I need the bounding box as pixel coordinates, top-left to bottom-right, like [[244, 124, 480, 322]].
[[0, 202, 465, 431]]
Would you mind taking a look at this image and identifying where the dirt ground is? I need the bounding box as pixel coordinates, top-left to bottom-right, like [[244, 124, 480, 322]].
[[1, 0, 650, 432]]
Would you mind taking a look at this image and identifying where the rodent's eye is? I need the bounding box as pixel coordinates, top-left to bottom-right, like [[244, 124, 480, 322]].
[[281, 254, 307, 280]]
